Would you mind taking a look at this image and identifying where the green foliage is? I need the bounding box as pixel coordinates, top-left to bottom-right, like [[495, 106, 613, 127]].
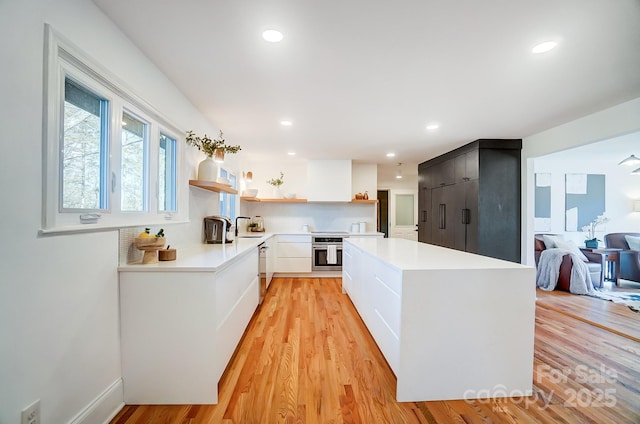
[[185, 130, 241, 157], [267, 171, 284, 187]]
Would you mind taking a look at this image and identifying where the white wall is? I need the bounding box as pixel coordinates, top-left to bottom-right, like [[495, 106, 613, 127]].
[[0, 1, 219, 422], [533, 131, 640, 245], [241, 202, 377, 233], [522, 98, 640, 264]]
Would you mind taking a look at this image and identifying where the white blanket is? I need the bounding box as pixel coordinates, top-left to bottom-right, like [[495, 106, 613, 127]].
[[536, 248, 595, 294]]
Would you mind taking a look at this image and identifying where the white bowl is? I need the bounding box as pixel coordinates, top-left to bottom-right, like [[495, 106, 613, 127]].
[[284, 193, 296, 199], [242, 189, 258, 198], [216, 177, 231, 185]]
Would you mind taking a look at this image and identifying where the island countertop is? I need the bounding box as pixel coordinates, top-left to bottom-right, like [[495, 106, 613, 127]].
[[344, 237, 531, 271]]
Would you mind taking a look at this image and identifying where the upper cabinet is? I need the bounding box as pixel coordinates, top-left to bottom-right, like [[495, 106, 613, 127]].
[[307, 160, 352, 202]]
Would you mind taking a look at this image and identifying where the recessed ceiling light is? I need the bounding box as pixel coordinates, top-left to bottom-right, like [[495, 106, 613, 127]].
[[287, 151, 296, 156], [262, 30, 283, 43], [395, 175, 403, 179], [426, 123, 440, 131], [386, 152, 396, 157], [280, 120, 292, 126], [532, 41, 557, 54]]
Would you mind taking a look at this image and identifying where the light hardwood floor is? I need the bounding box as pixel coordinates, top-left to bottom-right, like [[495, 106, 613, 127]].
[[111, 278, 640, 424]]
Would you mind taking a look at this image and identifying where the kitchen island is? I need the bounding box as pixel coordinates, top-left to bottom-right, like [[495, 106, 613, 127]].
[[342, 237, 536, 402]]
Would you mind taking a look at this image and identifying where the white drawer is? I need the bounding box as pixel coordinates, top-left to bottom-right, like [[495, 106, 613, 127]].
[[278, 235, 311, 243], [370, 309, 400, 374], [276, 257, 312, 272], [277, 242, 311, 258], [374, 261, 402, 295], [371, 277, 401, 336]]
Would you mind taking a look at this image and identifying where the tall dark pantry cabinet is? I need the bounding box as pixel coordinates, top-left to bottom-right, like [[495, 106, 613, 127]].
[[418, 139, 522, 263]]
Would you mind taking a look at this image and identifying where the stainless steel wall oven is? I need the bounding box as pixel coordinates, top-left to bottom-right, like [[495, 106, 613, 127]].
[[312, 234, 347, 271]]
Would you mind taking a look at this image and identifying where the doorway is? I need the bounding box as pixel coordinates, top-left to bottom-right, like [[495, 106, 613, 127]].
[[377, 190, 389, 237]]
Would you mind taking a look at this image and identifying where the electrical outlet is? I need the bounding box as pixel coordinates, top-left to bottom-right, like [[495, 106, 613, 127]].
[[21, 400, 40, 424]]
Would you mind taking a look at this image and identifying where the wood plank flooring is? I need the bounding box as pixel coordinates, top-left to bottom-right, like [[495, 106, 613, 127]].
[[111, 278, 640, 424]]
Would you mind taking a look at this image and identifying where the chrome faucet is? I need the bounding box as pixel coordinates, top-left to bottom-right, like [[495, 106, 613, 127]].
[[235, 216, 251, 237]]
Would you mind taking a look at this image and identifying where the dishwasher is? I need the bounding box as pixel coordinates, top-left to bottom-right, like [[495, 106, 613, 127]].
[[258, 242, 269, 304]]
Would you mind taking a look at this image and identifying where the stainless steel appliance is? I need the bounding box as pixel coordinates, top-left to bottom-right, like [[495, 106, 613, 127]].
[[312, 233, 348, 271], [203, 215, 233, 244], [258, 242, 269, 304]]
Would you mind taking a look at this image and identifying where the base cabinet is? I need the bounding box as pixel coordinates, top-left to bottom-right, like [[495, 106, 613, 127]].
[[275, 235, 311, 272], [119, 249, 259, 404], [418, 139, 521, 262]]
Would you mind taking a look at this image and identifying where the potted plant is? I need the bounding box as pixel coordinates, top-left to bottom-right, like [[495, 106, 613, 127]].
[[267, 171, 284, 198], [185, 130, 241, 181], [581, 214, 610, 248]]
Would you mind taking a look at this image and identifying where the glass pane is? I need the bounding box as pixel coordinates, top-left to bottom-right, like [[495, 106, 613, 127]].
[[396, 194, 414, 226], [121, 111, 147, 211], [219, 168, 229, 217], [62, 78, 108, 210], [229, 173, 237, 220], [159, 133, 177, 211]]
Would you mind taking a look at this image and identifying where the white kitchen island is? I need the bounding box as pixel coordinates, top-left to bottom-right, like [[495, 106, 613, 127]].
[[342, 237, 536, 402]]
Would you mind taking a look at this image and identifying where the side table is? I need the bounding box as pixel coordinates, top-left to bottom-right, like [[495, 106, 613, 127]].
[[581, 247, 622, 286]]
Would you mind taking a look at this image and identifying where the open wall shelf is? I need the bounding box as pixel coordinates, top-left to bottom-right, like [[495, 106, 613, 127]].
[[189, 180, 238, 194]]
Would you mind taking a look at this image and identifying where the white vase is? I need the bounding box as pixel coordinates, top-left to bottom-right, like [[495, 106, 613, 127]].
[[272, 187, 282, 198], [197, 157, 218, 181]]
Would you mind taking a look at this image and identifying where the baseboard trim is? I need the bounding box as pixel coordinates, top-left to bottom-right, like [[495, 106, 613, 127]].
[[68, 378, 124, 424]]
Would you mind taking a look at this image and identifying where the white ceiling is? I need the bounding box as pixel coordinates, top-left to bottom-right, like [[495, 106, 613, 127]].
[[93, 0, 640, 172]]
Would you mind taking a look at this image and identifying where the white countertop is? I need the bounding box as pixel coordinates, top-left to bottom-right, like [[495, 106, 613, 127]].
[[345, 238, 532, 271], [119, 231, 384, 272], [119, 234, 273, 272]]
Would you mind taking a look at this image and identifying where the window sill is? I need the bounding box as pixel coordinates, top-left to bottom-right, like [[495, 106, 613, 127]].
[[39, 217, 189, 236]]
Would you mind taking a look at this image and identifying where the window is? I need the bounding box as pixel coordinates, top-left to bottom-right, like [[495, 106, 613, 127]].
[[219, 168, 238, 220], [159, 133, 177, 212], [121, 111, 148, 212], [62, 78, 109, 211], [43, 25, 185, 233], [395, 194, 415, 226]]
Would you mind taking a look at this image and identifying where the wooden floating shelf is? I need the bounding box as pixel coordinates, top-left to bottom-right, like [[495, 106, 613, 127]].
[[189, 180, 238, 194], [240, 197, 308, 203], [240, 197, 378, 204], [351, 199, 378, 204]]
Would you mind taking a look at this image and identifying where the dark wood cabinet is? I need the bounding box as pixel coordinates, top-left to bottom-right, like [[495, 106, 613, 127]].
[[417, 139, 521, 263]]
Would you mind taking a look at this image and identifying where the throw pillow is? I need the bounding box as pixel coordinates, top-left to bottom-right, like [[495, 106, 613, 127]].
[[625, 235, 640, 251], [542, 235, 563, 249], [555, 239, 590, 262]]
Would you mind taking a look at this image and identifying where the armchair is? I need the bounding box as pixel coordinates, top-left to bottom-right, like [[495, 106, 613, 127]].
[[534, 234, 604, 290], [604, 233, 640, 283]]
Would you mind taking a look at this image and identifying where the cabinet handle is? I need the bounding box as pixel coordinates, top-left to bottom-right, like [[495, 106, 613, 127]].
[[421, 210, 427, 222], [439, 204, 446, 229], [462, 208, 470, 225]]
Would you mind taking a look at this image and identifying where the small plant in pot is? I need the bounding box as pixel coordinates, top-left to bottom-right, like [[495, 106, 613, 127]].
[[267, 171, 284, 198], [185, 130, 241, 181], [581, 214, 610, 248]]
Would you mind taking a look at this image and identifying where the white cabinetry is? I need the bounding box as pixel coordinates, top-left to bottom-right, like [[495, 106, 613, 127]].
[[275, 234, 311, 272], [307, 160, 352, 201], [119, 249, 259, 404], [343, 238, 536, 402]]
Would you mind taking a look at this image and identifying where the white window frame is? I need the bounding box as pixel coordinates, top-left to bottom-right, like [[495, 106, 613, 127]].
[[42, 25, 187, 234]]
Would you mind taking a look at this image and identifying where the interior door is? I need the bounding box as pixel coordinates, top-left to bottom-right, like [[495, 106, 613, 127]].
[[390, 189, 418, 241]]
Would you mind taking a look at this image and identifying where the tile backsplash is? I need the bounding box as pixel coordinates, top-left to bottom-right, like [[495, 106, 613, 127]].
[[119, 227, 143, 265]]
